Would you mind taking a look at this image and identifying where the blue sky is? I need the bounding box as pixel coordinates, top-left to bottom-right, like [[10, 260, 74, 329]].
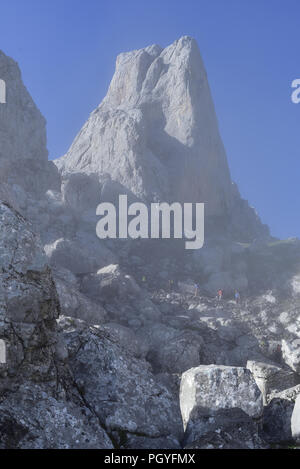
[[0, 0, 299, 239]]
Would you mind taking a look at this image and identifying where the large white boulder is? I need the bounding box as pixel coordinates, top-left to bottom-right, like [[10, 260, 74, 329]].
[[180, 365, 263, 432]]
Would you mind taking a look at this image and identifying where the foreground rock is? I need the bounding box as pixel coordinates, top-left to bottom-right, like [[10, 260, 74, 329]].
[[0, 201, 184, 449], [59, 316, 183, 449], [261, 384, 300, 445], [0, 383, 112, 449], [185, 408, 268, 449], [0, 201, 112, 448], [180, 365, 263, 447], [0, 202, 59, 387], [247, 360, 300, 404]]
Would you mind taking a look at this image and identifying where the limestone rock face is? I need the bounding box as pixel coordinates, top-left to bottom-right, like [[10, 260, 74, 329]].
[[0, 202, 60, 387], [0, 202, 113, 448], [59, 316, 183, 448], [180, 365, 263, 432], [0, 201, 182, 449], [0, 50, 59, 198], [56, 37, 232, 220], [0, 383, 113, 449], [180, 364, 264, 448], [54, 36, 271, 245], [184, 408, 268, 449]]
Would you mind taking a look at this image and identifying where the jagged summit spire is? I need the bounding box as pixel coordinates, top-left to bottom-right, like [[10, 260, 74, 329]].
[[103, 35, 206, 111], [55, 36, 233, 219]]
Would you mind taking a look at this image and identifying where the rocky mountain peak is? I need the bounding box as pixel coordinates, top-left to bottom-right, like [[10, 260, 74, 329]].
[[55, 37, 233, 224]]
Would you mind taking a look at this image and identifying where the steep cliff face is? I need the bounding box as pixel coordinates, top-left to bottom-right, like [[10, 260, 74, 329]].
[[56, 37, 231, 219], [55, 37, 269, 241], [0, 49, 115, 272], [0, 38, 270, 286], [0, 201, 60, 388], [0, 50, 59, 200]]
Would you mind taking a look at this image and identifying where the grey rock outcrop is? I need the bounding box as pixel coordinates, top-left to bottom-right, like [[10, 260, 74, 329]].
[[0, 201, 184, 449], [55, 37, 268, 243], [0, 201, 112, 448], [261, 385, 300, 445], [81, 264, 141, 301], [56, 38, 232, 219], [53, 267, 107, 325], [0, 202, 59, 387], [180, 365, 264, 448], [137, 323, 203, 374], [102, 322, 146, 359], [80, 264, 162, 326], [184, 408, 268, 449], [247, 360, 300, 404], [0, 51, 59, 199], [0, 383, 113, 449], [180, 365, 263, 431], [58, 316, 183, 448]]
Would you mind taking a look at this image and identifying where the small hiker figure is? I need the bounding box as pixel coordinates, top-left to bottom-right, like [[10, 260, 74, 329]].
[[169, 279, 174, 292], [142, 275, 146, 285], [234, 290, 240, 304], [194, 283, 199, 297], [217, 289, 223, 301]]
